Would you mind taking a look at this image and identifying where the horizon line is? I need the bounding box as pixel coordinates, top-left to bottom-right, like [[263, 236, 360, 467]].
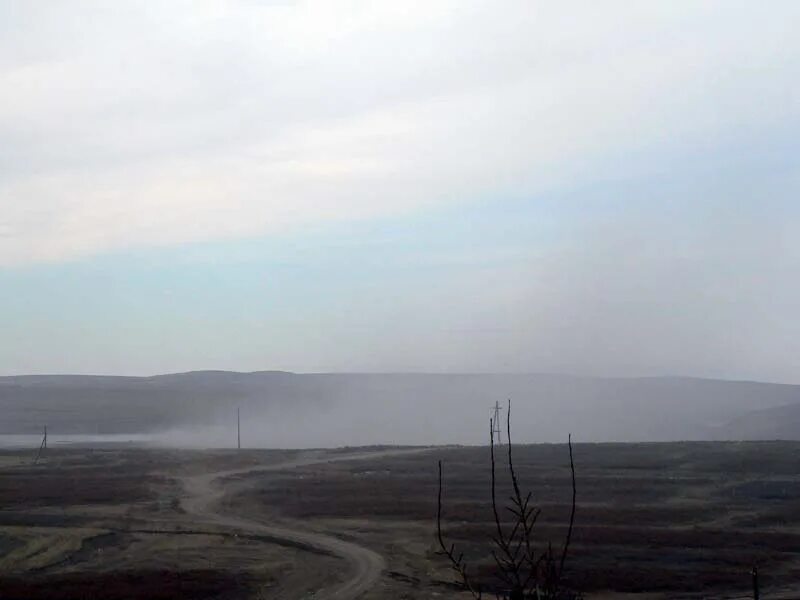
[[1, 369, 797, 387]]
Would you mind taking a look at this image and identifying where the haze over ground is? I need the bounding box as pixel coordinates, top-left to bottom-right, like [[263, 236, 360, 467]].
[[2, 371, 799, 447], [2, 2, 799, 385]]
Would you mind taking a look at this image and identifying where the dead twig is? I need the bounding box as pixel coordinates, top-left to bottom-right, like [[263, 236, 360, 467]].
[[436, 400, 581, 599]]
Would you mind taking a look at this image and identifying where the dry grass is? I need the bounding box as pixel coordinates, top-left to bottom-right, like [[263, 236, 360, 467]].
[[0, 569, 255, 600], [3, 442, 800, 598], [235, 441, 800, 597]]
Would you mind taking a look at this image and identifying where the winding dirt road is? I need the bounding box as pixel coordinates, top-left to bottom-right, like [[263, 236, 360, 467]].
[[180, 449, 431, 599]]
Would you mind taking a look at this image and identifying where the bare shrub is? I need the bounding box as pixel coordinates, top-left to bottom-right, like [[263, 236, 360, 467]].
[[437, 400, 580, 600]]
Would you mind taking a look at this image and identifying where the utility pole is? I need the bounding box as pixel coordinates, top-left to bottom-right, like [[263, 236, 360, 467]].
[[752, 566, 759, 600], [34, 425, 47, 464], [490, 401, 502, 445], [237, 408, 241, 450]]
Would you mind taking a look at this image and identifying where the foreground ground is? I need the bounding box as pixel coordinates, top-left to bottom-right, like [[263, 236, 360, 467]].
[[0, 441, 799, 599]]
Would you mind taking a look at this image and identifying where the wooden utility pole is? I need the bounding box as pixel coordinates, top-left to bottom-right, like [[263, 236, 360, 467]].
[[237, 408, 241, 450], [752, 566, 759, 600], [34, 425, 47, 464]]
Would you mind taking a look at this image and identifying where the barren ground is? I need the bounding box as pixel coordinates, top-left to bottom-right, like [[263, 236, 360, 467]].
[[1, 442, 799, 599]]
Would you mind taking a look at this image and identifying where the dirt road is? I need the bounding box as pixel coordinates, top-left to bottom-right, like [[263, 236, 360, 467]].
[[180, 449, 431, 599]]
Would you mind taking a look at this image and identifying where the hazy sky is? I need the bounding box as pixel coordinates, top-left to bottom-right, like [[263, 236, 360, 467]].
[[1, 2, 799, 381]]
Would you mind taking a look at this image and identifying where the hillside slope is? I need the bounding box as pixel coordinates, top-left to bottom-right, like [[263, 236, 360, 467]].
[[1, 372, 798, 444], [718, 402, 800, 440]]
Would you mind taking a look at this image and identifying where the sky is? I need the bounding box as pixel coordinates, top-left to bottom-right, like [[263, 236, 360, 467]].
[[1, 1, 799, 381]]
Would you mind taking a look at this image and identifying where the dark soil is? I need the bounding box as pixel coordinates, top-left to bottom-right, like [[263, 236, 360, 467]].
[[0, 569, 255, 600]]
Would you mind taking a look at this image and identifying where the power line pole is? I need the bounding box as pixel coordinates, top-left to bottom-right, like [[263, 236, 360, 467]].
[[237, 408, 241, 450], [34, 425, 47, 464], [752, 566, 759, 600], [490, 401, 502, 445]]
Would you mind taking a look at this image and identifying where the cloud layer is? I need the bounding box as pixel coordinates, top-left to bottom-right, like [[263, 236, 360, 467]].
[[2, 1, 798, 265]]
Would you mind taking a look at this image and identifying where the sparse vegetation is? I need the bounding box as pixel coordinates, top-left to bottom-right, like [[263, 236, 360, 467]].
[[0, 569, 256, 600], [436, 402, 580, 599], [235, 441, 800, 597], [3, 443, 800, 598]]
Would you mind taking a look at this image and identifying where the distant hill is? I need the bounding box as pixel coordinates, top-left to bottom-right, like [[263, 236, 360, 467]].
[[1, 371, 799, 445], [0, 370, 303, 435], [718, 402, 800, 440]]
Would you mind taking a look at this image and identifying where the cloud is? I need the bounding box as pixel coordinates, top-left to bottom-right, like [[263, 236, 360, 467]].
[[1, 1, 798, 266]]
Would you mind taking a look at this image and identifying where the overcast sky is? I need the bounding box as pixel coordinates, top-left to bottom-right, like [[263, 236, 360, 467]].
[[1, 1, 799, 381]]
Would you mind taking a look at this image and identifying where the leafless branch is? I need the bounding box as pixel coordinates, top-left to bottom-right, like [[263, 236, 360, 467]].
[[436, 402, 581, 600], [558, 434, 576, 581]]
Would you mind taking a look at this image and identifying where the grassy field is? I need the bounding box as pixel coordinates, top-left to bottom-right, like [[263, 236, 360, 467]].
[[1, 442, 799, 599]]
